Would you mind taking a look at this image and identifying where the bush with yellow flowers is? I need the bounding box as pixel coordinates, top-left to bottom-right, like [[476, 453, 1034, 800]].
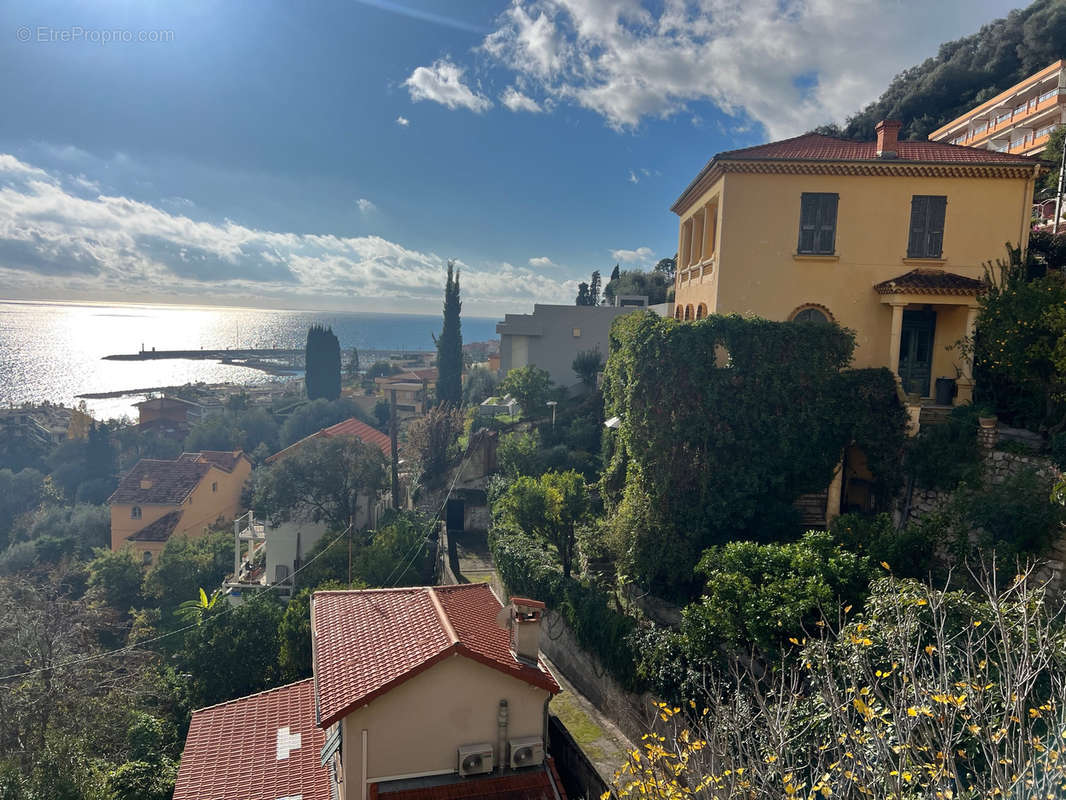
[[607, 564, 1066, 799]]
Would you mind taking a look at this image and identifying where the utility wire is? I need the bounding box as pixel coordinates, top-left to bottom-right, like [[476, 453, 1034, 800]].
[[0, 521, 355, 684], [383, 439, 476, 587]]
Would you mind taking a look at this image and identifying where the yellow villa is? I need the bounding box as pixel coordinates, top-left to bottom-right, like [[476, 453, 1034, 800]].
[[671, 119, 1045, 407], [108, 450, 252, 564]]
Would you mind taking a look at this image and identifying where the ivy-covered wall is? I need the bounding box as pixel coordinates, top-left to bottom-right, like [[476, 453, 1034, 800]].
[[600, 312, 908, 599]]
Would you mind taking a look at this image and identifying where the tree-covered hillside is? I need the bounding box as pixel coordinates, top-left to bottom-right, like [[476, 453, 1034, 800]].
[[826, 0, 1066, 141]]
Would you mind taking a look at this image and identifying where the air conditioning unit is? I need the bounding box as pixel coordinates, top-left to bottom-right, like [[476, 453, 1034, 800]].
[[508, 736, 544, 769], [458, 743, 494, 777]]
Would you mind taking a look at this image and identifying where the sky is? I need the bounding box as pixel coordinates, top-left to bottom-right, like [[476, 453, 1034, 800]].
[[0, 0, 1025, 316]]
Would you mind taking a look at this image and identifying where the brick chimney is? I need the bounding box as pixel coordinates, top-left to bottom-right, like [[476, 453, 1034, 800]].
[[508, 597, 545, 664], [876, 119, 902, 159]]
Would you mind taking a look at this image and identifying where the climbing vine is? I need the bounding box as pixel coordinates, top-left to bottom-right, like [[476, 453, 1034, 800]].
[[601, 312, 906, 599]]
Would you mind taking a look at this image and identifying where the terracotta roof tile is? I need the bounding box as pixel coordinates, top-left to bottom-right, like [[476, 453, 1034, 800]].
[[715, 132, 1045, 165], [873, 269, 987, 295], [312, 585, 558, 728], [187, 450, 245, 472], [127, 509, 183, 542], [321, 418, 393, 458], [374, 762, 565, 800], [266, 416, 391, 463], [173, 679, 330, 800], [107, 458, 210, 505]]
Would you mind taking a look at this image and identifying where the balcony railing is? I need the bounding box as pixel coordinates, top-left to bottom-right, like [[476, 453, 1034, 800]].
[[947, 90, 1062, 147]]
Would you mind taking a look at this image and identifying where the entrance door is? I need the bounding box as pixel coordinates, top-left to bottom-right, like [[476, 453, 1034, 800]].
[[445, 498, 465, 532], [898, 310, 936, 397]]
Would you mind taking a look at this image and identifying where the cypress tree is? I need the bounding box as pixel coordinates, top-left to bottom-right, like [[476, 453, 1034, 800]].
[[435, 261, 463, 406], [305, 325, 341, 400], [610, 263, 620, 281], [590, 270, 602, 305]]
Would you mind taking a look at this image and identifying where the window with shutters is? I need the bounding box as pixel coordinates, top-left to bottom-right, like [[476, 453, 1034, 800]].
[[797, 193, 838, 255], [907, 195, 947, 259]]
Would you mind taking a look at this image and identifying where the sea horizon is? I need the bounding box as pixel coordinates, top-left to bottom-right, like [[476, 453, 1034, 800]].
[[0, 300, 501, 420]]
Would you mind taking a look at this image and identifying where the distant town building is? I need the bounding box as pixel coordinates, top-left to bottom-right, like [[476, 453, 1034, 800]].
[[108, 450, 252, 563], [373, 368, 437, 417], [173, 586, 564, 800], [496, 301, 647, 392], [928, 60, 1065, 157], [133, 395, 203, 439]]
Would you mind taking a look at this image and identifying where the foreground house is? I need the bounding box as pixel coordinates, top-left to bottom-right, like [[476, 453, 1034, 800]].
[[174, 586, 564, 800], [671, 119, 1045, 406], [108, 450, 251, 563]]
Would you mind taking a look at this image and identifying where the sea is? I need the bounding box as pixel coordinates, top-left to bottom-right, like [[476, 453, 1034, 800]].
[[0, 300, 499, 420]]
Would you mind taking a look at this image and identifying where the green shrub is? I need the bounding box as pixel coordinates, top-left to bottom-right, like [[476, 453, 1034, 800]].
[[828, 513, 937, 580], [489, 524, 638, 689], [905, 405, 981, 491], [950, 467, 1063, 560]]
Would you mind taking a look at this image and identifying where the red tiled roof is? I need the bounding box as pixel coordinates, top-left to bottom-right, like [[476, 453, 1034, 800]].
[[127, 509, 183, 542], [190, 450, 246, 472], [372, 760, 566, 800], [322, 418, 392, 458], [107, 458, 210, 505], [714, 132, 1045, 165], [673, 131, 1046, 214], [266, 416, 391, 464], [873, 268, 988, 295], [173, 679, 331, 800], [312, 585, 559, 728]]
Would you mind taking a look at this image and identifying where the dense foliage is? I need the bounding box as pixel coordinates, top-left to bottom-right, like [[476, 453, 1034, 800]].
[[304, 324, 341, 401], [404, 405, 463, 487], [828, 0, 1066, 141], [601, 312, 907, 598], [972, 244, 1066, 432], [251, 436, 388, 533], [499, 365, 553, 416], [612, 570, 1066, 800], [602, 268, 671, 305], [435, 261, 463, 406], [495, 470, 589, 577]]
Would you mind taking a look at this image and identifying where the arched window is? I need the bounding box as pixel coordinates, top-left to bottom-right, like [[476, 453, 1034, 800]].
[[131, 506, 142, 520], [696, 303, 708, 320], [675, 306, 683, 320], [790, 304, 833, 324], [684, 305, 694, 321]]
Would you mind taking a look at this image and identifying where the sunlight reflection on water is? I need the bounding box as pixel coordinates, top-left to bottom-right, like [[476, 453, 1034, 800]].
[[0, 301, 497, 420]]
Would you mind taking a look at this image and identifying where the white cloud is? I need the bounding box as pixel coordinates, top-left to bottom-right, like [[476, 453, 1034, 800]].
[[475, 0, 1018, 138], [404, 59, 492, 113], [627, 169, 639, 184], [611, 246, 653, 263], [356, 198, 377, 214], [529, 256, 557, 268], [501, 87, 543, 113], [396, 116, 410, 126], [0, 153, 577, 312]]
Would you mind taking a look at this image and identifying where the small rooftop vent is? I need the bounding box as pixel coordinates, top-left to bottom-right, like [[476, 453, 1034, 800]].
[[140, 478, 153, 490]]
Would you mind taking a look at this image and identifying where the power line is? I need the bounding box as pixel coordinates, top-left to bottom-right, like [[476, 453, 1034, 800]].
[[0, 521, 355, 684], [384, 439, 476, 587]]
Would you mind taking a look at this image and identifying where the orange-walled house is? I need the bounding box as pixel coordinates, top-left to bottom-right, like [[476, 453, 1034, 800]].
[[108, 450, 252, 564], [173, 586, 566, 800]]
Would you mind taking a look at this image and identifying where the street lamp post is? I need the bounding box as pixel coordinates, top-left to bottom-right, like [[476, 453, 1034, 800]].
[[546, 400, 558, 430]]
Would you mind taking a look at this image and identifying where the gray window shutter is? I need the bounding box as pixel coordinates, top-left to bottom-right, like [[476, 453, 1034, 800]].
[[816, 194, 838, 254], [798, 193, 837, 254], [908, 196, 946, 258], [927, 196, 946, 257], [908, 196, 928, 257], [798, 195, 817, 253]]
